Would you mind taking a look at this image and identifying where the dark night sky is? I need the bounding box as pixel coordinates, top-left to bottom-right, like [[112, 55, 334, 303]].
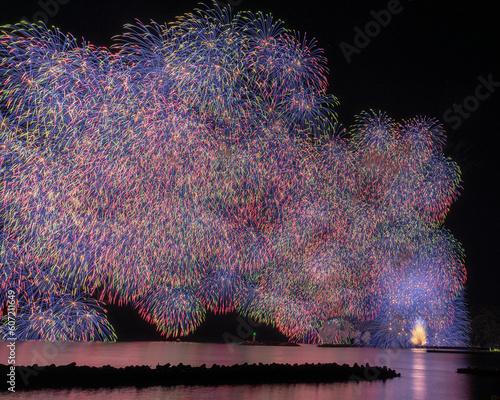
[[1, 0, 499, 338]]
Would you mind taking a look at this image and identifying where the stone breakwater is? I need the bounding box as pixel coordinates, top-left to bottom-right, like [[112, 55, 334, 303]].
[[1, 362, 400, 391]]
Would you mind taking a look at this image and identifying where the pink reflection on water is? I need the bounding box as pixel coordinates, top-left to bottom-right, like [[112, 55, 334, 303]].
[[0, 342, 476, 400], [410, 349, 428, 400]]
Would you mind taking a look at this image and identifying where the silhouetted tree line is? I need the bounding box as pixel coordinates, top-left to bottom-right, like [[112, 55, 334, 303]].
[[470, 304, 500, 347]]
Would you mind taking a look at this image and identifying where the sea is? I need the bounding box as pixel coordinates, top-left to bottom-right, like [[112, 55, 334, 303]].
[[1, 342, 499, 399]]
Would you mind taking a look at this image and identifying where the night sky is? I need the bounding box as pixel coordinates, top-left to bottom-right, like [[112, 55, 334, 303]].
[[2, 0, 499, 339]]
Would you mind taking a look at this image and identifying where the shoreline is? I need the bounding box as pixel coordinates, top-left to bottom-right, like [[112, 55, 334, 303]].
[[1, 362, 400, 391], [239, 341, 300, 346]]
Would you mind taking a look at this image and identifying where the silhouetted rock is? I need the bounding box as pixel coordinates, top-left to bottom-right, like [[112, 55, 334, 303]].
[[1, 361, 400, 391]]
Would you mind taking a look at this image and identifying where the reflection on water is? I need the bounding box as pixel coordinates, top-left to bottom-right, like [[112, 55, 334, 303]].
[[411, 349, 427, 400], [0, 342, 498, 400]]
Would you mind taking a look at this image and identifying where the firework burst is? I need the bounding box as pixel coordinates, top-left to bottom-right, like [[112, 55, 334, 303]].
[[0, 2, 468, 346]]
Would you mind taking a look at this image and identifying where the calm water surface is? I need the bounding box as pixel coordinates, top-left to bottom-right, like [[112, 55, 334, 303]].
[[1, 342, 499, 399]]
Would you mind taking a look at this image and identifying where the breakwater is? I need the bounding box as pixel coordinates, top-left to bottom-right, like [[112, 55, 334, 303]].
[[1, 361, 400, 391]]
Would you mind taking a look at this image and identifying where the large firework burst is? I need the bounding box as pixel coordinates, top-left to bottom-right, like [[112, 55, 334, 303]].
[[0, 2, 468, 346]]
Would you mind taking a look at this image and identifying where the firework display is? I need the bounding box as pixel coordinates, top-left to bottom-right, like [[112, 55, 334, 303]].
[[0, 3, 469, 346]]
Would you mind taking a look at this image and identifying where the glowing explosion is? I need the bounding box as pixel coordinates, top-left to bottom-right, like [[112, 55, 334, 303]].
[[411, 321, 427, 347], [0, 3, 469, 347]]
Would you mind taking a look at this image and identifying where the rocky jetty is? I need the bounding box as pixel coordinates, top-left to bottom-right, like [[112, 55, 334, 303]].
[[1, 361, 400, 391], [457, 366, 500, 376], [239, 341, 300, 346]]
